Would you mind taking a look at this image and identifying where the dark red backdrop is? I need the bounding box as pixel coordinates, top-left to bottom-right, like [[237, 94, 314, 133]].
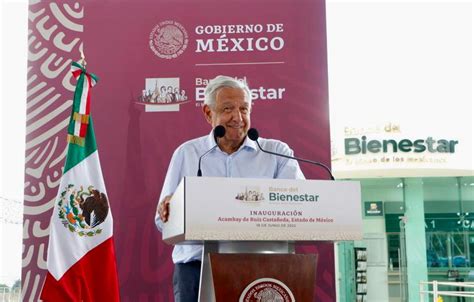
[[24, 1, 333, 300]]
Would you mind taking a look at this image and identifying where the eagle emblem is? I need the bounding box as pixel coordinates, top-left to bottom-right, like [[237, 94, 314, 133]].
[[57, 184, 109, 237]]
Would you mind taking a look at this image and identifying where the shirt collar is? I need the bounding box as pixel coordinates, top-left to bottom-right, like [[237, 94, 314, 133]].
[[205, 129, 258, 152]]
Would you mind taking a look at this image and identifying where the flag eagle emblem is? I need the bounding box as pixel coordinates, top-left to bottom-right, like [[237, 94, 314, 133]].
[[57, 184, 109, 237]]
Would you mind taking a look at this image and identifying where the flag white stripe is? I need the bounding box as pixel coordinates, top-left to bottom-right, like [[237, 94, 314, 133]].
[[79, 75, 89, 114], [71, 65, 81, 79], [46, 151, 113, 280], [74, 119, 81, 136]]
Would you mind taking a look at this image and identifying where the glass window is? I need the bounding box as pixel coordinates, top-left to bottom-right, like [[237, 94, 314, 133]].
[[423, 177, 474, 273]]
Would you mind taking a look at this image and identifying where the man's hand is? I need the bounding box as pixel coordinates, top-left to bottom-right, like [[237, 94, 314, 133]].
[[157, 195, 172, 223]]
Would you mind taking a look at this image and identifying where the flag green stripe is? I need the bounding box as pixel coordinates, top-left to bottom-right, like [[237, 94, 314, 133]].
[[71, 61, 83, 70], [89, 72, 98, 85], [64, 117, 98, 173], [73, 74, 85, 113], [67, 74, 85, 135]]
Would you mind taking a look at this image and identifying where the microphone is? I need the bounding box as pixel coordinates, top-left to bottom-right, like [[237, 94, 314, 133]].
[[247, 128, 335, 180], [197, 125, 226, 177]]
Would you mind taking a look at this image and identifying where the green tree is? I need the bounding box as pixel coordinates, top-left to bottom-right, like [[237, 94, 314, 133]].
[[12, 279, 21, 289]]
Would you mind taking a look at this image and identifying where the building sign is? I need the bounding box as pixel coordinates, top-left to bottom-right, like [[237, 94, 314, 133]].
[[345, 136, 458, 155], [331, 122, 472, 178], [364, 201, 383, 216]]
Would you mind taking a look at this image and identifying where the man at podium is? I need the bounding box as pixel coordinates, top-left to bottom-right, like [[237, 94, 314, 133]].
[[155, 75, 304, 302]]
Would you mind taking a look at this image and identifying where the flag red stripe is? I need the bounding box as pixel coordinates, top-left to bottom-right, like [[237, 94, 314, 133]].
[[71, 69, 82, 79], [79, 122, 87, 137], [78, 74, 92, 137], [41, 237, 120, 302]]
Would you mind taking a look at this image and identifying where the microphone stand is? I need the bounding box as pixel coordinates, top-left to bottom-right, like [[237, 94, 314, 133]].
[[197, 125, 226, 176], [197, 145, 218, 177], [253, 139, 335, 180]]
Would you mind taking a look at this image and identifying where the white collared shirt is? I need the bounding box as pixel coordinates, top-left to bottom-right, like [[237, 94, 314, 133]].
[[155, 131, 305, 263]]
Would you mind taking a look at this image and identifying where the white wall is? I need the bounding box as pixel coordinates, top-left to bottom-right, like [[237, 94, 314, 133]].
[[327, 0, 473, 179]]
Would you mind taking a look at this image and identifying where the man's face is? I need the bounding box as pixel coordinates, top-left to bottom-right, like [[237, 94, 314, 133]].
[[203, 87, 251, 147]]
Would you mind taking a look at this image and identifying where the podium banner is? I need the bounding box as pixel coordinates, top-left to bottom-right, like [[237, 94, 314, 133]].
[[165, 177, 362, 242]]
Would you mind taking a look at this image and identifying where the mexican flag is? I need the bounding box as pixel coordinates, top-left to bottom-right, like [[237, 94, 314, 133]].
[[41, 62, 120, 301]]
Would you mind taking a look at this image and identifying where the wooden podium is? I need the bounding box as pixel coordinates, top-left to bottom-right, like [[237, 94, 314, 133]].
[[162, 177, 362, 302]]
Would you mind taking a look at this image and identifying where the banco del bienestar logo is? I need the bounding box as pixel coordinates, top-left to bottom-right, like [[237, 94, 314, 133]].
[[235, 186, 265, 203], [149, 20, 188, 59], [239, 278, 295, 302]]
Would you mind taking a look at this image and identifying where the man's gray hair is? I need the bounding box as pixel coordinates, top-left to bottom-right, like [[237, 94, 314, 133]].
[[204, 75, 252, 108]]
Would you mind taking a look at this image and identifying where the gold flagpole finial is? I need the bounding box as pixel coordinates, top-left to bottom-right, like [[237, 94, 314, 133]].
[[80, 49, 87, 67]]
